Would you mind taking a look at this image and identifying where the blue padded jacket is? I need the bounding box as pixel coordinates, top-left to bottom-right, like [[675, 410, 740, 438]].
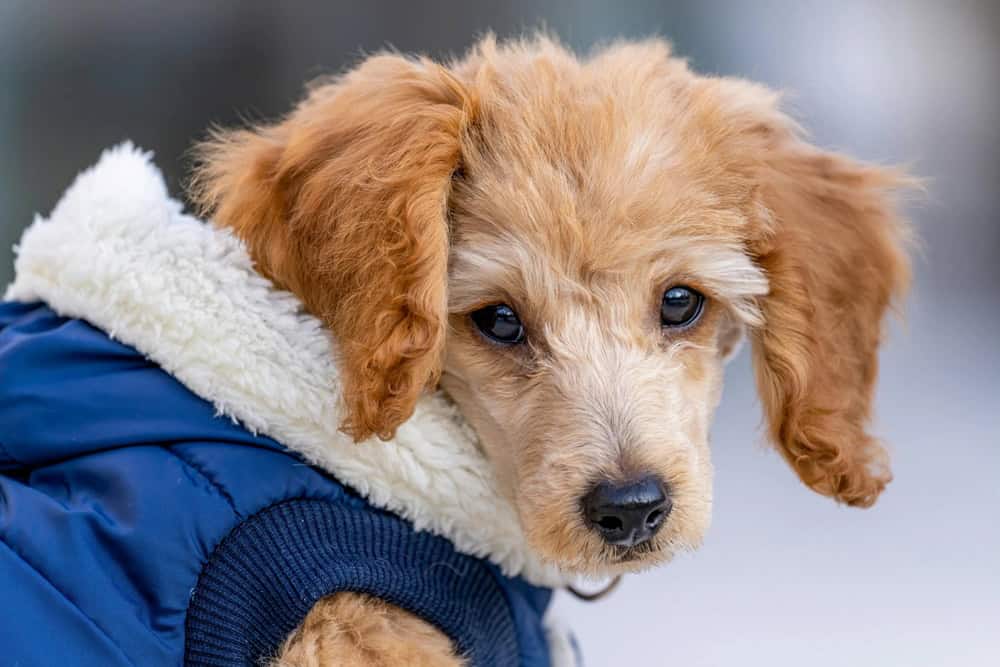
[[0, 301, 555, 666]]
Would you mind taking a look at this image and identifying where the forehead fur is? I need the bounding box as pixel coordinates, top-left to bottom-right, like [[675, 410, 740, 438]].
[[448, 36, 769, 323]]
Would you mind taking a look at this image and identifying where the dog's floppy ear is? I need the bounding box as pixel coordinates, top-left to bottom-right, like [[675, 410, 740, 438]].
[[192, 55, 475, 441], [720, 82, 911, 507]]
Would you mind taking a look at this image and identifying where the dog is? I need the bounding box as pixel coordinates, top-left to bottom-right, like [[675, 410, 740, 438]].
[[191, 34, 910, 666]]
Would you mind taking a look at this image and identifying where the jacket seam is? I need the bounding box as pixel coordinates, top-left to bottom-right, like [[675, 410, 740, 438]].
[[163, 445, 244, 520], [0, 439, 275, 473], [0, 534, 137, 666], [0, 439, 21, 467]]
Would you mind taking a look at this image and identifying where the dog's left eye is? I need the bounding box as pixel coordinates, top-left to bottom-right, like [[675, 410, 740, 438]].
[[470, 304, 525, 344], [661, 286, 704, 327]]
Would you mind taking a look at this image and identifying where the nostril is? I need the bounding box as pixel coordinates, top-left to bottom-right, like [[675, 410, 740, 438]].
[[597, 515, 624, 532], [644, 497, 672, 530]]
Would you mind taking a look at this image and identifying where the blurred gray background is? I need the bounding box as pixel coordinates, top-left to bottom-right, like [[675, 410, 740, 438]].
[[2, 1, 997, 665]]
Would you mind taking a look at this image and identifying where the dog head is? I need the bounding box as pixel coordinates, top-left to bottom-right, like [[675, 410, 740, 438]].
[[193, 36, 910, 577]]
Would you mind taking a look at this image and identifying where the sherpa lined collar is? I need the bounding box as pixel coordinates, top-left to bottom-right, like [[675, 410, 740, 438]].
[[5, 143, 571, 588]]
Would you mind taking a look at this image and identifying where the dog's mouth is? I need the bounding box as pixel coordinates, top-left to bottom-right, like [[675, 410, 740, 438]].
[[609, 540, 662, 563]]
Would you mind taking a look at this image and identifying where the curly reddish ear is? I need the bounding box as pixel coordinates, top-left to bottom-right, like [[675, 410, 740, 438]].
[[192, 55, 476, 441], [745, 118, 911, 507]]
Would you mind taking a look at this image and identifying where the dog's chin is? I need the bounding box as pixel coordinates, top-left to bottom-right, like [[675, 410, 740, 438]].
[[525, 525, 699, 579], [587, 549, 668, 578]]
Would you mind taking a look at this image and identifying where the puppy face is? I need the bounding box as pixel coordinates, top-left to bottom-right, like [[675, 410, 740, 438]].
[[442, 225, 752, 573], [440, 73, 770, 571], [193, 36, 910, 577]]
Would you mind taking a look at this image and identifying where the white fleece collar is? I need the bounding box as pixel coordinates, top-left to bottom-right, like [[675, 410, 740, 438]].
[[5, 143, 571, 589]]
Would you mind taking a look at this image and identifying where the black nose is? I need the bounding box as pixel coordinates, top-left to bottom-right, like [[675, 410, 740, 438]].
[[582, 476, 671, 547]]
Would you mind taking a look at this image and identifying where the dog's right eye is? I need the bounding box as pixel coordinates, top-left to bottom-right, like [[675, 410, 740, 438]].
[[661, 285, 704, 327], [470, 304, 525, 345]]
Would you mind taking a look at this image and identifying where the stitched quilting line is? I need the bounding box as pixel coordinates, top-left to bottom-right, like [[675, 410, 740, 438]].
[[163, 446, 244, 520], [0, 439, 22, 467], [0, 534, 137, 666]]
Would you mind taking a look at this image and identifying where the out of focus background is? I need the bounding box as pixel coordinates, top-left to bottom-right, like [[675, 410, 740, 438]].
[[2, 1, 997, 665]]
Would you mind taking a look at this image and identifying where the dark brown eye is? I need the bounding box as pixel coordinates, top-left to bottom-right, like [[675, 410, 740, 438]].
[[470, 304, 525, 344], [660, 286, 704, 327]]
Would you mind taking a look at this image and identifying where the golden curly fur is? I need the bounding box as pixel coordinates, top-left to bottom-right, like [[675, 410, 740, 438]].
[[193, 34, 910, 666]]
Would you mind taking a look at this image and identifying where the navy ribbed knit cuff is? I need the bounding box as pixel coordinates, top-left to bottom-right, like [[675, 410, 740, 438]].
[[184, 499, 522, 666]]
